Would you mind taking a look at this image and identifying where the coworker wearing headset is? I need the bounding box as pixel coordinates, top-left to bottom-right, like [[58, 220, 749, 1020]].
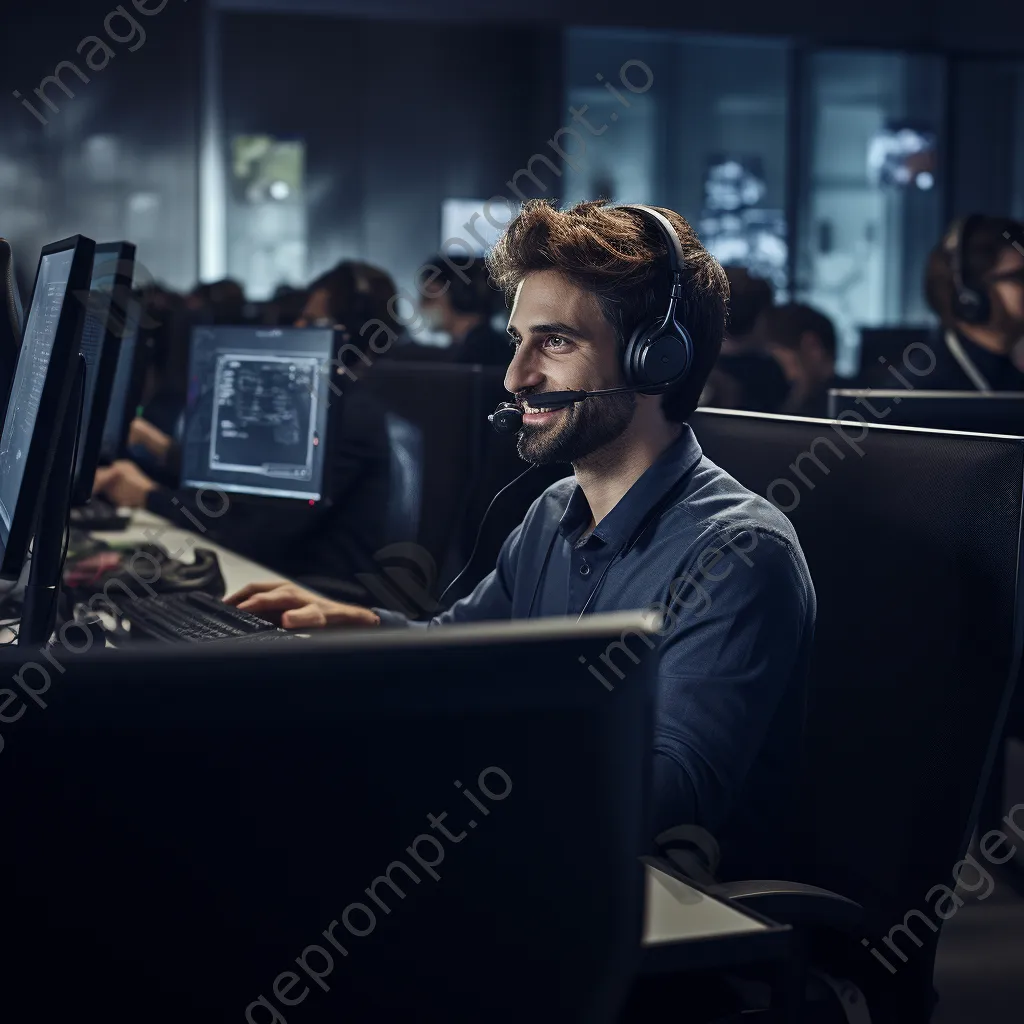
[[923, 215, 1024, 391], [413, 254, 511, 365], [228, 200, 816, 881]]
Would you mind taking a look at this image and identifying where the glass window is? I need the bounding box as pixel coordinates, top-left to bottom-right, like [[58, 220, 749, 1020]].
[[950, 59, 1024, 223], [794, 51, 946, 376], [564, 29, 790, 294], [227, 135, 307, 301]]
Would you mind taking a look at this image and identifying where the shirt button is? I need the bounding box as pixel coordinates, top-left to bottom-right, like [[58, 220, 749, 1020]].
[[579, 561, 591, 576]]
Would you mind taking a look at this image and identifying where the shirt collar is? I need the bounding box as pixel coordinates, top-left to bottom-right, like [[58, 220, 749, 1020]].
[[557, 425, 704, 548]]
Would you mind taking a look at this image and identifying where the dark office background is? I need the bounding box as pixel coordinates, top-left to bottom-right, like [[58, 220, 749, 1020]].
[[1, 0, 1023, 370]]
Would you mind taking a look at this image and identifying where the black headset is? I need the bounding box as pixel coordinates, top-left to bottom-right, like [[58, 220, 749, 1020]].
[[489, 204, 695, 432], [945, 214, 990, 325]]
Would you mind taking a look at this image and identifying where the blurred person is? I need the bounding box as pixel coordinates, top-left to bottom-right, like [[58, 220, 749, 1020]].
[[96, 269, 395, 593], [225, 199, 815, 887], [185, 278, 247, 325], [415, 255, 510, 365], [720, 265, 774, 356], [757, 302, 837, 418], [127, 286, 191, 483], [700, 266, 788, 412], [923, 215, 1024, 390], [701, 353, 790, 414], [262, 284, 308, 327]]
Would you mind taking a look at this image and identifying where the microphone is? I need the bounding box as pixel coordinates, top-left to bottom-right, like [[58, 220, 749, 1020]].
[[487, 384, 646, 434]]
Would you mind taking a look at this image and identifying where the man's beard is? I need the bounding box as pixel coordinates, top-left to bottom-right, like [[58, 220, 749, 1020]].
[[516, 391, 637, 465]]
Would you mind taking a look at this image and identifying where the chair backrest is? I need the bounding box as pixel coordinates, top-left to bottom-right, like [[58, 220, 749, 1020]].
[[690, 408, 1024, 1003], [0, 238, 23, 418], [384, 411, 423, 544], [853, 327, 933, 387], [360, 361, 480, 575]]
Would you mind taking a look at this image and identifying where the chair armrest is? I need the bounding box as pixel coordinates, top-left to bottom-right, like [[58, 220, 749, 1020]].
[[708, 880, 864, 932]]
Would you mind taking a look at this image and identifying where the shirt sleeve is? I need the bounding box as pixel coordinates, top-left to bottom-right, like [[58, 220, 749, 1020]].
[[373, 515, 526, 629], [649, 525, 813, 838]]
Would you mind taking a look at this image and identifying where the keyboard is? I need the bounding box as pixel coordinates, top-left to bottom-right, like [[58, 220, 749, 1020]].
[[119, 591, 300, 644]]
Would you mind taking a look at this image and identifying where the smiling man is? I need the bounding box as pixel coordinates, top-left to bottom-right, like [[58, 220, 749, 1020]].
[[227, 200, 815, 880]]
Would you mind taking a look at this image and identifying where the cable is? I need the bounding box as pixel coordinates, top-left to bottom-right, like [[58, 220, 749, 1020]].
[[437, 464, 538, 609]]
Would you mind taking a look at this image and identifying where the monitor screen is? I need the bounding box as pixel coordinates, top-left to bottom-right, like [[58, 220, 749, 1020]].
[[0, 248, 75, 545], [99, 298, 140, 463], [181, 326, 334, 502], [72, 243, 134, 500]]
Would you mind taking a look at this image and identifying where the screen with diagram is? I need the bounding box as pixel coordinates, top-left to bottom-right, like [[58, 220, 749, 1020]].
[[181, 326, 334, 501]]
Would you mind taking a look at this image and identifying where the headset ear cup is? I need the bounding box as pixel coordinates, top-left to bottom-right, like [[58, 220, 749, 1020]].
[[623, 319, 693, 393], [954, 288, 990, 325], [622, 319, 654, 388]]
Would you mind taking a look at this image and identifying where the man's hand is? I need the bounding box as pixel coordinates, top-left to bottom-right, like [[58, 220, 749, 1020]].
[[127, 418, 173, 462], [93, 460, 157, 508], [224, 582, 382, 631]]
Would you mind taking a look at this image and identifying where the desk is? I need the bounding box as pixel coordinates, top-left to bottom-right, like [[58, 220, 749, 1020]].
[[91, 508, 288, 595], [639, 864, 796, 1019], [1, 510, 289, 646], [642, 863, 790, 974]]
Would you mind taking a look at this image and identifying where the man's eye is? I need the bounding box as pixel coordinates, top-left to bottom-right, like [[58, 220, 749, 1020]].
[[544, 335, 568, 350]]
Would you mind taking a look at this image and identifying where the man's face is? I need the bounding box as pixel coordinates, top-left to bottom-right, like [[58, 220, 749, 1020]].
[[504, 269, 635, 465], [987, 244, 1024, 338]]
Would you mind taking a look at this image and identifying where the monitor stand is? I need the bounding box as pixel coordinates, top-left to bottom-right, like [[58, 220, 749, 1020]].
[[20, 355, 86, 646]]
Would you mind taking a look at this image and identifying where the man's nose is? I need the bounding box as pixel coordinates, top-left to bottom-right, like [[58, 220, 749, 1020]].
[[505, 343, 544, 396]]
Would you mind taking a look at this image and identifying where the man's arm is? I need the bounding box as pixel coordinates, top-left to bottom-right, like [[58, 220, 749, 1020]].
[[649, 525, 814, 838]]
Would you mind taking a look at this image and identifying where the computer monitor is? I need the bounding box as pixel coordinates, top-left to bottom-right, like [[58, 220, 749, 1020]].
[[0, 611, 657, 1023], [849, 327, 934, 387], [180, 325, 335, 502], [828, 389, 1024, 436], [71, 241, 136, 504], [98, 294, 142, 463], [0, 236, 94, 580], [0, 238, 24, 415]]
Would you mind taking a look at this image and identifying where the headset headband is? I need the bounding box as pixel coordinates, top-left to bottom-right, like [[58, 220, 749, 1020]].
[[947, 213, 983, 297], [616, 204, 684, 275]]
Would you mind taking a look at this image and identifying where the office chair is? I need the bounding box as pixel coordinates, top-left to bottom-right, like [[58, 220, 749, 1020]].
[[360, 361, 480, 572], [0, 238, 23, 416], [384, 411, 423, 544], [682, 409, 1024, 1023]]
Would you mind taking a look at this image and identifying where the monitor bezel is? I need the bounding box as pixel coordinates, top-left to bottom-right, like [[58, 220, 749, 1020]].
[[98, 293, 143, 465], [0, 235, 95, 580], [72, 240, 136, 505], [180, 325, 337, 509]]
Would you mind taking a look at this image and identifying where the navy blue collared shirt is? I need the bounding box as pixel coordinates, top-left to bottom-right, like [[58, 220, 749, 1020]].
[[376, 426, 816, 879]]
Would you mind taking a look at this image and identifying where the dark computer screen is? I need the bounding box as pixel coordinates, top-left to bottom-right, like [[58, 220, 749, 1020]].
[[0, 247, 75, 546], [181, 326, 334, 502], [828, 389, 1024, 435], [71, 242, 134, 502], [99, 297, 140, 463]]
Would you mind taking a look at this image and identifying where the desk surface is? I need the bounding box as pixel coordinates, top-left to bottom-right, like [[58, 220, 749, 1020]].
[[1, 510, 288, 645], [91, 508, 289, 596], [642, 864, 766, 946]]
